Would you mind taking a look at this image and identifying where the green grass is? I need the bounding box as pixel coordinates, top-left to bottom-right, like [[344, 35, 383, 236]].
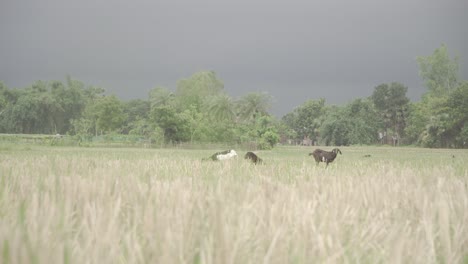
[[0, 144, 467, 263]]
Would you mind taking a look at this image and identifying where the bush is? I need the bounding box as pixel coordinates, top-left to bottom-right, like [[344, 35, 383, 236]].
[[258, 130, 279, 150]]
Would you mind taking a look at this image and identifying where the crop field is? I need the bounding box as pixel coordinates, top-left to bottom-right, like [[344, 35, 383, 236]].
[[1, 144, 467, 264]]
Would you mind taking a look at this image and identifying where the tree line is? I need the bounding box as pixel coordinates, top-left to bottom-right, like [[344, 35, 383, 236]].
[[1, 44, 466, 148]]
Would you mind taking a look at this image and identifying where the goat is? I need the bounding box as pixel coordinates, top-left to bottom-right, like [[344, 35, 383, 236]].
[[203, 149, 238, 161], [244, 151, 263, 164], [309, 148, 342, 167]]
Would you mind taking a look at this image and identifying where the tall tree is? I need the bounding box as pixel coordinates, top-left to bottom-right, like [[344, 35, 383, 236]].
[[178, 105, 207, 143], [150, 105, 190, 143], [176, 71, 224, 110], [237, 92, 273, 122], [207, 94, 236, 122], [121, 99, 150, 135], [0, 88, 26, 133], [282, 99, 326, 142], [410, 44, 465, 148], [371, 82, 410, 138], [149, 86, 175, 108], [320, 106, 351, 146], [49, 80, 89, 134], [446, 82, 468, 147], [148, 86, 191, 143], [0, 82, 7, 115], [321, 99, 381, 146], [417, 44, 459, 95], [5, 81, 63, 134], [93, 95, 126, 134]]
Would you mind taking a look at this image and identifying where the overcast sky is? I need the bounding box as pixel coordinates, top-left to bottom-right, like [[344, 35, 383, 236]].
[[1, 0, 467, 116]]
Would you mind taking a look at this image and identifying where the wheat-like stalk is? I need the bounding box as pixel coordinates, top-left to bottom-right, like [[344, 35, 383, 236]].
[[0, 146, 467, 263]]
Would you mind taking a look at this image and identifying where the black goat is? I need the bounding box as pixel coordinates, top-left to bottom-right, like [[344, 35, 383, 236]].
[[244, 151, 263, 164], [309, 148, 342, 167]]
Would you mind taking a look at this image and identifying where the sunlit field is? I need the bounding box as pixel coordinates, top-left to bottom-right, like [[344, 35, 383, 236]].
[[1, 144, 467, 264]]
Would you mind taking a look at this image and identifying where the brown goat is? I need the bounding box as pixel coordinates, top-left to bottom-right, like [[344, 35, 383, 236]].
[[309, 148, 342, 167]]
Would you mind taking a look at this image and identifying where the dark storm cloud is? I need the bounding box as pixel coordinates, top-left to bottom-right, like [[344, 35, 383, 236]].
[[1, 0, 467, 116]]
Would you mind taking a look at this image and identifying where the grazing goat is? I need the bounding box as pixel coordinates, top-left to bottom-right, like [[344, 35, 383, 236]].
[[244, 151, 263, 164], [309, 148, 342, 167], [204, 149, 238, 161]]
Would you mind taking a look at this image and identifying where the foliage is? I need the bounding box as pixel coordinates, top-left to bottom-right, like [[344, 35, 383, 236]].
[[207, 94, 236, 122], [416, 82, 468, 148], [281, 99, 326, 142], [404, 102, 428, 144], [175, 71, 224, 111], [409, 44, 465, 148], [417, 43, 459, 94], [371, 82, 410, 138], [237, 92, 273, 123], [122, 99, 150, 134], [255, 116, 280, 149], [458, 124, 468, 148], [1, 51, 467, 149], [178, 106, 209, 143], [320, 99, 381, 146], [150, 104, 188, 143], [94, 95, 127, 133]]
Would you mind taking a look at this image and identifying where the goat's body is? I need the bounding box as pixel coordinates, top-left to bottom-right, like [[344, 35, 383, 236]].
[[309, 148, 342, 167], [244, 151, 263, 164], [205, 149, 238, 161]]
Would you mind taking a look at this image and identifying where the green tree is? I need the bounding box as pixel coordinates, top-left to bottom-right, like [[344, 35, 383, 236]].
[[49, 80, 89, 134], [148, 86, 190, 142], [255, 116, 280, 149], [0, 89, 28, 133], [447, 82, 468, 147], [237, 92, 273, 123], [0, 82, 15, 132], [404, 102, 428, 144], [178, 105, 207, 143], [207, 94, 236, 122], [66, 81, 106, 136], [149, 86, 175, 108], [417, 43, 459, 95], [71, 94, 125, 135], [150, 105, 189, 143], [0, 82, 8, 116], [371, 82, 410, 138], [176, 71, 224, 110], [122, 99, 150, 134], [410, 44, 465, 148], [282, 99, 326, 143], [320, 106, 351, 146], [4, 81, 63, 134], [320, 99, 381, 146], [93, 95, 126, 134], [346, 98, 382, 144]]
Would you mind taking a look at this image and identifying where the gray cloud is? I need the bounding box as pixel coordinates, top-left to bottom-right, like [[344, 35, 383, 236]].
[[1, 0, 467, 116]]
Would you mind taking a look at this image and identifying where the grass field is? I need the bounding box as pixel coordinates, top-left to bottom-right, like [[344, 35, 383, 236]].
[[1, 144, 467, 264]]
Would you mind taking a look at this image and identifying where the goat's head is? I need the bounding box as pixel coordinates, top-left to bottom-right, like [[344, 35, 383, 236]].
[[332, 148, 342, 155]]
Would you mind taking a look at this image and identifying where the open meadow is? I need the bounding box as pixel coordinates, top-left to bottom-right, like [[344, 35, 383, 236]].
[[1, 144, 467, 264]]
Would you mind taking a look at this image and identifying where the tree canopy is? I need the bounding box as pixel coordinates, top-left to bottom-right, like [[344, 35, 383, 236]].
[[1, 44, 466, 149]]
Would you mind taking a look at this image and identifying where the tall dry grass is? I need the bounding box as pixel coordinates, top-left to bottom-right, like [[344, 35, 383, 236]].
[[0, 146, 467, 263]]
